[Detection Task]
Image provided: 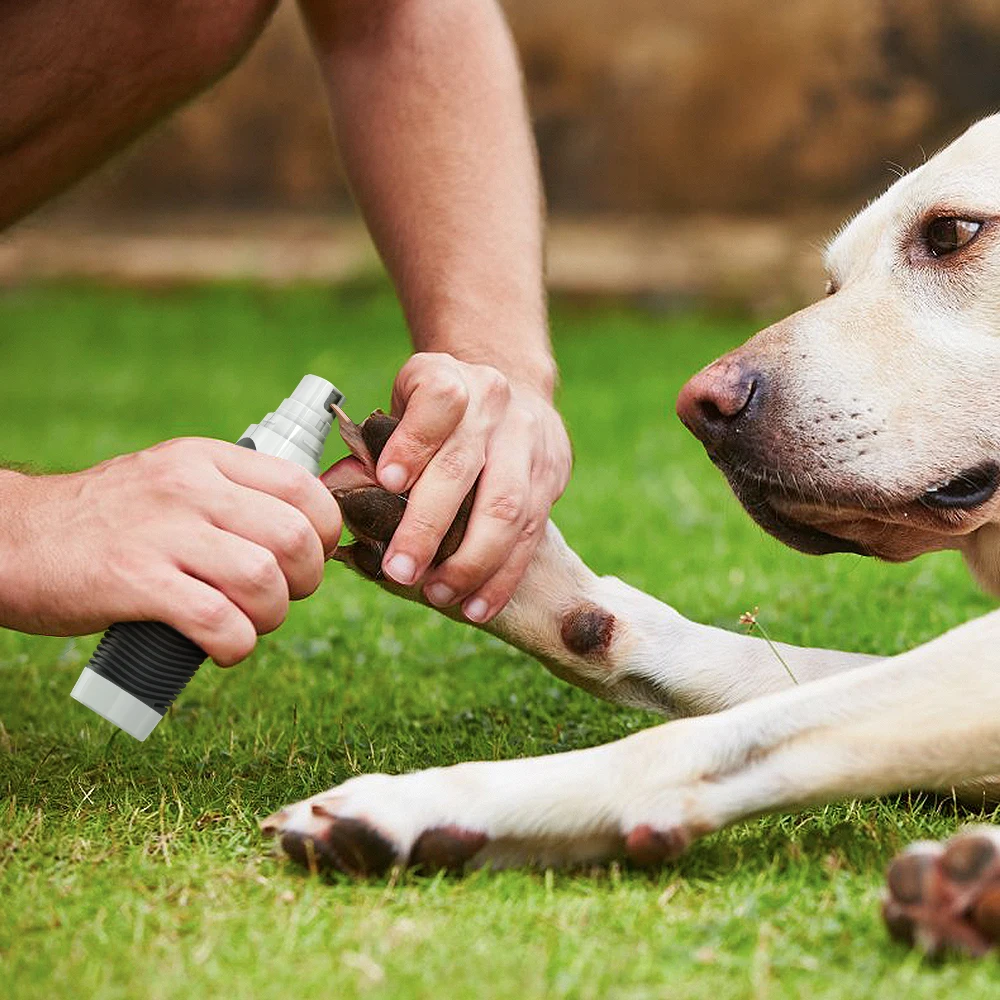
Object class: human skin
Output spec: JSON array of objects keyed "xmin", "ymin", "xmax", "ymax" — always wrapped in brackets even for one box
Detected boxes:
[
  {"xmin": 301, "ymin": 0, "xmax": 570, "ymax": 622},
  {"xmin": 0, "ymin": 0, "xmax": 570, "ymax": 658},
  {"xmin": 0, "ymin": 441, "xmax": 343, "ymax": 666}
]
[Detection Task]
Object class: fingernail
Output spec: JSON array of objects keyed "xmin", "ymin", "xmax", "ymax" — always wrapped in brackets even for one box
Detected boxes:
[
  {"xmin": 384, "ymin": 553, "xmax": 417, "ymax": 585},
  {"xmin": 464, "ymin": 598, "xmax": 490, "ymax": 623},
  {"xmin": 380, "ymin": 463, "xmax": 408, "ymax": 493},
  {"xmin": 425, "ymin": 583, "xmax": 456, "ymax": 607}
]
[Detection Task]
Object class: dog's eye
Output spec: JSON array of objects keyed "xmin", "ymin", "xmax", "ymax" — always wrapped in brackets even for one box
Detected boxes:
[{"xmin": 924, "ymin": 217, "xmax": 982, "ymax": 257}]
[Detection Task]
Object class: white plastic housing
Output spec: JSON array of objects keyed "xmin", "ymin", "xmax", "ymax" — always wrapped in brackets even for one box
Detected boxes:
[
  {"xmin": 71, "ymin": 668, "xmax": 163, "ymax": 741},
  {"xmin": 239, "ymin": 374, "xmax": 342, "ymax": 475}
]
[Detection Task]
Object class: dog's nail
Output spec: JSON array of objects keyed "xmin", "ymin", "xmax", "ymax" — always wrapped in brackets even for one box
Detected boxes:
[
  {"xmin": 259, "ymin": 810, "xmax": 288, "ymax": 835},
  {"xmin": 384, "ymin": 553, "xmax": 417, "ymax": 585}
]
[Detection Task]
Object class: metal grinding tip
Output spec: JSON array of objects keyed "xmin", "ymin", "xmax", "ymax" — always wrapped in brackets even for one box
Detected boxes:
[{"xmin": 70, "ymin": 374, "xmax": 343, "ymax": 741}]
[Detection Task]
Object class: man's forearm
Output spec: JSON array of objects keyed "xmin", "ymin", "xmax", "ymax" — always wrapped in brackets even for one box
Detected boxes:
[{"xmin": 299, "ymin": 0, "xmax": 555, "ymax": 396}]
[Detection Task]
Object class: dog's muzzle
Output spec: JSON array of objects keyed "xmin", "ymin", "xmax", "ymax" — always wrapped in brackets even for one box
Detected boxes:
[{"xmin": 676, "ymin": 357, "xmax": 869, "ymax": 555}]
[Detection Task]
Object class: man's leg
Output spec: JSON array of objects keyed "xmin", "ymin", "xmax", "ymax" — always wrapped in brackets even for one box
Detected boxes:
[{"xmin": 0, "ymin": 0, "xmax": 279, "ymax": 228}]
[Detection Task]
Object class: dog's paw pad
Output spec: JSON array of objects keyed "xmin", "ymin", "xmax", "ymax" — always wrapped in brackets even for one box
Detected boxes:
[
  {"xmin": 882, "ymin": 841, "xmax": 942, "ymax": 946},
  {"xmin": 882, "ymin": 829, "xmax": 1000, "ymax": 956},
  {"xmin": 941, "ymin": 830, "xmax": 1000, "ymax": 884},
  {"xmin": 332, "ymin": 539, "xmax": 387, "ymax": 580},
  {"xmin": 971, "ymin": 885, "xmax": 1000, "ymax": 941},
  {"xmin": 409, "ymin": 825, "xmax": 489, "ymax": 872},
  {"xmin": 280, "ymin": 816, "xmax": 399, "ymax": 878},
  {"xmin": 886, "ymin": 841, "xmax": 942, "ymax": 906},
  {"xmin": 624, "ymin": 823, "xmax": 690, "ymax": 867},
  {"xmin": 335, "ymin": 486, "xmax": 408, "ymax": 544}
]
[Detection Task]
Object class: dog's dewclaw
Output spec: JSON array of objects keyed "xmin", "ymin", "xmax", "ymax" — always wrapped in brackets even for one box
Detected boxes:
[{"xmin": 882, "ymin": 828, "xmax": 1000, "ymax": 956}]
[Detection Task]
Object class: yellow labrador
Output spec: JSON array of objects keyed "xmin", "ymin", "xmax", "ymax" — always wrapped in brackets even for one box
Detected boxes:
[{"xmin": 264, "ymin": 117, "xmax": 1000, "ymax": 936}]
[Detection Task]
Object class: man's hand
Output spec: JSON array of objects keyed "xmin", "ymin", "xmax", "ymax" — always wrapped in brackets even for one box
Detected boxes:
[
  {"xmin": 376, "ymin": 353, "xmax": 571, "ymax": 622},
  {"xmin": 301, "ymin": 0, "xmax": 570, "ymax": 617},
  {"xmin": 0, "ymin": 438, "xmax": 342, "ymax": 666}
]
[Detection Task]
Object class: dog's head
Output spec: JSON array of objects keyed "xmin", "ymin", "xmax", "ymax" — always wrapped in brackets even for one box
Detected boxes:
[{"xmin": 677, "ymin": 114, "xmax": 1000, "ymax": 593}]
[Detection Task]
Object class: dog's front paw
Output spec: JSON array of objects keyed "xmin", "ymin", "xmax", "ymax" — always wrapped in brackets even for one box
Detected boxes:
[
  {"xmin": 261, "ymin": 772, "xmax": 488, "ymax": 878},
  {"xmin": 261, "ymin": 737, "xmax": 716, "ymax": 877},
  {"xmin": 323, "ymin": 409, "xmax": 474, "ymax": 584}
]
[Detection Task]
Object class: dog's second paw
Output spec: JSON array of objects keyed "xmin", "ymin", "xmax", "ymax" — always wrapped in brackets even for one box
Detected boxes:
[
  {"xmin": 261, "ymin": 752, "xmax": 710, "ymax": 878},
  {"xmin": 882, "ymin": 827, "xmax": 1000, "ymax": 957},
  {"xmin": 261, "ymin": 773, "xmax": 489, "ymax": 878}
]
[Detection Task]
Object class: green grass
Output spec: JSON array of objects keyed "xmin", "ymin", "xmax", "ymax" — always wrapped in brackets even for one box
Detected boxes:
[{"xmin": 2, "ymin": 282, "xmax": 999, "ymax": 999}]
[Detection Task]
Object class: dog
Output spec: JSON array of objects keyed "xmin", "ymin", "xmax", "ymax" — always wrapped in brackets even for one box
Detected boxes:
[{"xmin": 263, "ymin": 114, "xmax": 1000, "ymax": 948}]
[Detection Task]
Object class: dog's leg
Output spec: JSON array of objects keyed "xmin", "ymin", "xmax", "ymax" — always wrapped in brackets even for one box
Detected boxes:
[
  {"xmin": 264, "ymin": 610, "xmax": 1000, "ymax": 883},
  {"xmin": 326, "ymin": 410, "xmax": 876, "ymax": 718},
  {"xmin": 483, "ymin": 525, "xmax": 879, "ymax": 715}
]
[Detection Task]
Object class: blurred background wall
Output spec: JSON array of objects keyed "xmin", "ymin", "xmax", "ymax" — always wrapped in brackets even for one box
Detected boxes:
[{"xmin": 6, "ymin": 0, "xmax": 1000, "ymax": 308}]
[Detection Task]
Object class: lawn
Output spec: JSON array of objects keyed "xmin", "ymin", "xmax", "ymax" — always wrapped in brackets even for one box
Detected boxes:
[{"xmin": 2, "ymin": 282, "xmax": 999, "ymax": 999}]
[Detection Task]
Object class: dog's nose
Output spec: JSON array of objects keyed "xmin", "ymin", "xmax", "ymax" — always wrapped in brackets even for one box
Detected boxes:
[{"xmin": 676, "ymin": 359, "xmax": 759, "ymax": 450}]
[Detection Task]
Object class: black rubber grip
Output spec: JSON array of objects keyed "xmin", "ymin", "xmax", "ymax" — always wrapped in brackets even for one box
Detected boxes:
[
  {"xmin": 84, "ymin": 436, "xmax": 255, "ymax": 719},
  {"xmin": 88, "ymin": 621, "xmax": 207, "ymax": 715}
]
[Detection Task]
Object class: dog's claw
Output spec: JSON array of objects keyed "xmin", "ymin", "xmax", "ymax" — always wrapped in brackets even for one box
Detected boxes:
[
  {"xmin": 332, "ymin": 404, "xmax": 378, "ymax": 476},
  {"xmin": 882, "ymin": 828, "xmax": 1000, "ymax": 956},
  {"xmin": 331, "ymin": 406, "xmax": 401, "ymax": 473}
]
